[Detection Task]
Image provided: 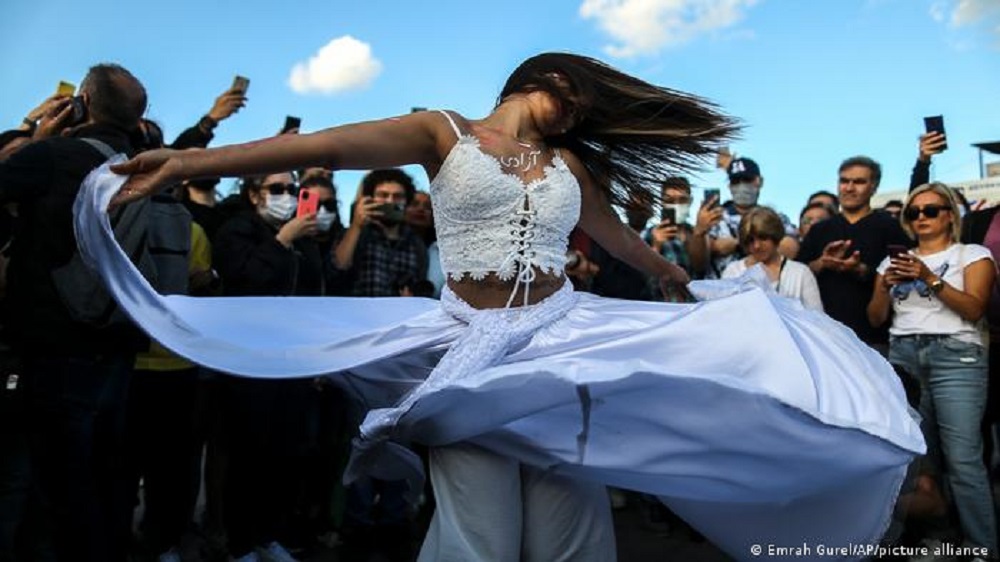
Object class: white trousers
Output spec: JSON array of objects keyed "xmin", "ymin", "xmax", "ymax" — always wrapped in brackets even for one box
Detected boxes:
[{"xmin": 418, "ymin": 444, "xmax": 616, "ymax": 562}]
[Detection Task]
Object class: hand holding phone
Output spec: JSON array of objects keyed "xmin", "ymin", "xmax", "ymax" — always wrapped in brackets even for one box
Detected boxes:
[
  {"xmin": 886, "ymin": 244, "xmax": 912, "ymax": 277},
  {"xmin": 297, "ymin": 188, "xmax": 319, "ymax": 218},
  {"xmin": 56, "ymin": 81, "xmax": 76, "ymax": 97},
  {"xmin": 281, "ymin": 115, "xmax": 301, "ymax": 134},
  {"xmin": 923, "ymin": 115, "xmax": 947, "ymax": 151},
  {"xmin": 232, "ymin": 75, "xmax": 250, "ymax": 94},
  {"xmin": 887, "ymin": 244, "xmax": 909, "ymax": 260},
  {"xmin": 375, "ymin": 202, "xmax": 405, "ymax": 225},
  {"xmin": 703, "ymin": 188, "xmax": 720, "ymax": 208}
]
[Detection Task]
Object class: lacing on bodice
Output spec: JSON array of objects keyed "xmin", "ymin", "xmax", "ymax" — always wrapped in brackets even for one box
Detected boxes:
[{"xmin": 430, "ymin": 112, "xmax": 582, "ymax": 307}]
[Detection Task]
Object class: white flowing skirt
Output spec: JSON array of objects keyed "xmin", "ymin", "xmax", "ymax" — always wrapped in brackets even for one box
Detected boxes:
[{"xmin": 78, "ymin": 160, "xmax": 924, "ymax": 561}]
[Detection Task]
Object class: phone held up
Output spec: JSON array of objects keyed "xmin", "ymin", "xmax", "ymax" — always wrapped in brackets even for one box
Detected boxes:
[
  {"xmin": 297, "ymin": 188, "xmax": 319, "ymax": 218},
  {"xmin": 703, "ymin": 188, "xmax": 720, "ymax": 208},
  {"xmin": 661, "ymin": 206, "xmax": 676, "ymax": 224},
  {"xmin": 923, "ymin": 115, "xmax": 947, "ymax": 151},
  {"xmin": 232, "ymin": 75, "xmax": 250, "ymax": 94},
  {"xmin": 376, "ymin": 202, "xmax": 405, "ymax": 224},
  {"xmin": 281, "ymin": 115, "xmax": 302, "ymax": 134},
  {"xmin": 56, "ymin": 81, "xmax": 76, "ymax": 97}
]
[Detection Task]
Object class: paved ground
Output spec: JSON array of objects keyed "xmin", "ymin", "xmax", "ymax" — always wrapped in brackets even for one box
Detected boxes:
[{"xmin": 300, "ymin": 495, "xmax": 733, "ymax": 562}]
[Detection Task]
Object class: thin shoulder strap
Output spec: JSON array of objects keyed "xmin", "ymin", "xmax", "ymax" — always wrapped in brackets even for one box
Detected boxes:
[
  {"xmin": 80, "ymin": 137, "xmax": 116, "ymax": 159},
  {"xmin": 436, "ymin": 110, "xmax": 462, "ymax": 139}
]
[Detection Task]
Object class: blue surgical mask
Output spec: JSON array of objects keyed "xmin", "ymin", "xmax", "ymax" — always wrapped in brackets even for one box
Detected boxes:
[{"xmin": 730, "ymin": 183, "xmax": 760, "ymax": 207}]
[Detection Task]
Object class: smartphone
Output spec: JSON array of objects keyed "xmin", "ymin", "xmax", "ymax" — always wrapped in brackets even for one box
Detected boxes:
[
  {"xmin": 376, "ymin": 202, "xmax": 405, "ymax": 223},
  {"xmin": 661, "ymin": 206, "xmax": 676, "ymax": 223},
  {"xmin": 887, "ymin": 244, "xmax": 909, "ymax": 260},
  {"xmin": 281, "ymin": 115, "xmax": 301, "ymax": 134},
  {"xmin": 297, "ymin": 188, "xmax": 319, "ymax": 218},
  {"xmin": 923, "ymin": 115, "xmax": 948, "ymax": 151},
  {"xmin": 56, "ymin": 81, "xmax": 76, "ymax": 96},
  {"xmin": 68, "ymin": 96, "xmax": 88, "ymax": 126},
  {"xmin": 232, "ymin": 75, "xmax": 250, "ymax": 94},
  {"xmin": 704, "ymin": 188, "xmax": 720, "ymax": 208}
]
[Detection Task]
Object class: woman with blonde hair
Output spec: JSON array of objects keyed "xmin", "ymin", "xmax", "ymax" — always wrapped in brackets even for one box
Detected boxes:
[
  {"xmin": 868, "ymin": 182, "xmax": 997, "ymax": 555},
  {"xmin": 722, "ymin": 206, "xmax": 823, "ymax": 311},
  {"xmin": 76, "ymin": 52, "xmax": 920, "ymax": 561}
]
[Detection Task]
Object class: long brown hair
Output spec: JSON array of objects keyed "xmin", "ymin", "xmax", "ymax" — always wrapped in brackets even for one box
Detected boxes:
[{"xmin": 498, "ymin": 52, "xmax": 740, "ymax": 209}]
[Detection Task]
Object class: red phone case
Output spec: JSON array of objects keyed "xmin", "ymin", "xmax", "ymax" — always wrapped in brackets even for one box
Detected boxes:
[{"xmin": 297, "ymin": 189, "xmax": 318, "ymax": 217}]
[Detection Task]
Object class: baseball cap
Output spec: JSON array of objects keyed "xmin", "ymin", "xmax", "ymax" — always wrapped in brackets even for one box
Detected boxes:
[{"xmin": 727, "ymin": 157, "xmax": 761, "ymax": 183}]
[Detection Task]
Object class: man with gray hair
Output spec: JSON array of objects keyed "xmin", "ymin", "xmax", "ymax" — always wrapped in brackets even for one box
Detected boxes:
[
  {"xmin": 0, "ymin": 63, "xmax": 149, "ymax": 562},
  {"xmin": 796, "ymin": 156, "xmax": 911, "ymax": 353}
]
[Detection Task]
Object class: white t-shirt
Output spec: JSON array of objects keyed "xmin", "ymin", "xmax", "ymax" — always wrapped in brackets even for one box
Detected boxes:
[
  {"xmin": 876, "ymin": 243, "xmax": 994, "ymax": 346},
  {"xmin": 721, "ymin": 257, "xmax": 824, "ymax": 312}
]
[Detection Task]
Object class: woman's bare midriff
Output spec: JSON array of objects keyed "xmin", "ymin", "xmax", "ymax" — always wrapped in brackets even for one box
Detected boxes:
[{"xmin": 447, "ymin": 269, "xmax": 567, "ymax": 309}]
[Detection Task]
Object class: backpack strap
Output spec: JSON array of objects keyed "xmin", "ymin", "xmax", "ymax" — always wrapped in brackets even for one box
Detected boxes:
[{"xmin": 79, "ymin": 137, "xmax": 117, "ymax": 159}]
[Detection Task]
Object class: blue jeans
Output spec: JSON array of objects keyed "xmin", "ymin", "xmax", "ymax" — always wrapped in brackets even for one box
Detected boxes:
[{"xmin": 889, "ymin": 335, "xmax": 998, "ymax": 554}]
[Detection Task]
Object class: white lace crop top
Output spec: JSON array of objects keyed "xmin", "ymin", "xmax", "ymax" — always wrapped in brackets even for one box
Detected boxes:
[{"xmin": 430, "ymin": 110, "xmax": 581, "ymax": 305}]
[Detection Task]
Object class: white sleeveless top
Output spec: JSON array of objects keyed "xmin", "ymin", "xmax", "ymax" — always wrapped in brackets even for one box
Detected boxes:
[{"xmin": 430, "ymin": 111, "xmax": 581, "ymax": 305}]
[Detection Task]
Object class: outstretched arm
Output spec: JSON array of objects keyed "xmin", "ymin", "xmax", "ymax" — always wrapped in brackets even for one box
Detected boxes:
[
  {"xmin": 564, "ymin": 152, "xmax": 690, "ymax": 287},
  {"xmin": 110, "ymin": 111, "xmax": 447, "ymax": 206}
]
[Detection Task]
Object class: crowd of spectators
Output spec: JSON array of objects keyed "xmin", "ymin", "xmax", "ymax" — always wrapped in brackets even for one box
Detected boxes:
[{"xmin": 0, "ymin": 64, "xmax": 997, "ymax": 562}]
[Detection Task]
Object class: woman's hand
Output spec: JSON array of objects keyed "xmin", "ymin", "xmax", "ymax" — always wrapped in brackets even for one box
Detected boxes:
[
  {"xmin": 109, "ymin": 149, "xmax": 184, "ymax": 208},
  {"xmin": 889, "ymin": 254, "xmax": 933, "ymax": 283},
  {"xmin": 658, "ymin": 260, "xmax": 691, "ymax": 294},
  {"xmin": 276, "ymin": 215, "xmax": 318, "ymax": 247},
  {"xmin": 659, "ymin": 261, "xmax": 694, "ymax": 302}
]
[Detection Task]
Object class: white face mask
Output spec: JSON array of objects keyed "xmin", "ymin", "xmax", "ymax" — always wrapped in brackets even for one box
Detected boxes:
[
  {"xmin": 316, "ymin": 207, "xmax": 338, "ymax": 231},
  {"xmin": 664, "ymin": 203, "xmax": 691, "ymax": 224},
  {"xmin": 730, "ymin": 182, "xmax": 760, "ymax": 207},
  {"xmin": 261, "ymin": 192, "xmax": 296, "ymax": 223}
]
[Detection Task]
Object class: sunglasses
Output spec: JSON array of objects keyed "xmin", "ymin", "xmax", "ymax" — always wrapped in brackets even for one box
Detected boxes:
[
  {"xmin": 903, "ymin": 204, "xmax": 951, "ymax": 221},
  {"xmin": 263, "ymin": 183, "xmax": 298, "ymax": 196},
  {"xmin": 318, "ymin": 199, "xmax": 338, "ymax": 212}
]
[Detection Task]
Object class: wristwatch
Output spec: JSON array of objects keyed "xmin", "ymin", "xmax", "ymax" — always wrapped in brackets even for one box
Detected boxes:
[{"xmin": 929, "ymin": 278, "xmax": 945, "ymax": 294}]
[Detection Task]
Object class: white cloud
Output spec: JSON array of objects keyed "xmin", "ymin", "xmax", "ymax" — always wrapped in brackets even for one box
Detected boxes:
[
  {"xmin": 950, "ymin": 0, "xmax": 1000, "ymax": 26},
  {"xmin": 579, "ymin": 0, "xmax": 759, "ymax": 58},
  {"xmin": 288, "ymin": 36, "xmax": 382, "ymax": 95},
  {"xmin": 931, "ymin": 0, "xmax": 1000, "ymax": 38},
  {"xmin": 930, "ymin": 1, "xmax": 948, "ymax": 22}
]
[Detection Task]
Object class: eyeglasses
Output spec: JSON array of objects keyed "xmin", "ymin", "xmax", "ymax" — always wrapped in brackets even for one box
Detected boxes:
[
  {"xmin": 903, "ymin": 204, "xmax": 951, "ymax": 221},
  {"xmin": 318, "ymin": 199, "xmax": 338, "ymax": 212},
  {"xmin": 263, "ymin": 183, "xmax": 298, "ymax": 196}
]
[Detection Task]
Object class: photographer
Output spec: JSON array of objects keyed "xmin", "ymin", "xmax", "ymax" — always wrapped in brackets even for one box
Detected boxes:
[{"xmin": 333, "ymin": 168, "xmax": 427, "ymax": 297}]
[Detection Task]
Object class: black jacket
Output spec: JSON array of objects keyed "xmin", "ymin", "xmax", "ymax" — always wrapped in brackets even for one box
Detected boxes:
[
  {"xmin": 0, "ymin": 123, "xmax": 146, "ymax": 355},
  {"xmin": 213, "ymin": 210, "xmax": 325, "ymax": 297}
]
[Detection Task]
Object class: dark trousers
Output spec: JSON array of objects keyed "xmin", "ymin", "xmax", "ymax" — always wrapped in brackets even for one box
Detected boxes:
[
  {"xmin": 125, "ymin": 367, "xmax": 201, "ymax": 553},
  {"xmin": 222, "ymin": 376, "xmax": 312, "ymax": 556},
  {"xmin": 1, "ymin": 361, "xmax": 54, "ymax": 562},
  {"xmin": 24, "ymin": 353, "xmax": 134, "ymax": 562}
]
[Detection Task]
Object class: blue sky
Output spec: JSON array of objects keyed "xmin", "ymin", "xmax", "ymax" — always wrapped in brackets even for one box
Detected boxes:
[{"xmin": 2, "ymin": 0, "xmax": 998, "ymax": 223}]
